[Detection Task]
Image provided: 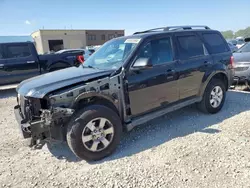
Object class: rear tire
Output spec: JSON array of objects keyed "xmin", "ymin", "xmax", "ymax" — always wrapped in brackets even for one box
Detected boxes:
[
  {"xmin": 66, "ymin": 105, "xmax": 122, "ymax": 161},
  {"xmin": 197, "ymin": 79, "xmax": 226, "ymax": 114}
]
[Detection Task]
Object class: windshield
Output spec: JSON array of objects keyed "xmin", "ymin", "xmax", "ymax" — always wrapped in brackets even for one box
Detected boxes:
[
  {"xmin": 82, "ymin": 38, "xmax": 140, "ymax": 70},
  {"xmin": 237, "ymin": 42, "xmax": 250, "ymax": 53}
]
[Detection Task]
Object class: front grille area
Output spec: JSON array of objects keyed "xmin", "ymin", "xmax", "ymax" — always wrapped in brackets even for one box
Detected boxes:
[
  {"xmin": 235, "ymin": 67, "xmax": 249, "ymax": 72},
  {"xmin": 19, "ymin": 95, "xmax": 29, "ymax": 121}
]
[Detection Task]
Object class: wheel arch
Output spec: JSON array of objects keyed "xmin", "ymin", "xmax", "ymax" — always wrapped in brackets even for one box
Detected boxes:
[
  {"xmin": 199, "ymin": 71, "xmax": 229, "ymax": 97},
  {"xmin": 72, "ymin": 92, "xmax": 120, "ymax": 118}
]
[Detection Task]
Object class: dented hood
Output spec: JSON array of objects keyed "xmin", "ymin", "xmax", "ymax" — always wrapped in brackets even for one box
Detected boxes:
[{"xmin": 17, "ymin": 66, "xmax": 113, "ymax": 98}]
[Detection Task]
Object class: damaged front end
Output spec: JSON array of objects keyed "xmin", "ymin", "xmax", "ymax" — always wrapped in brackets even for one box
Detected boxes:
[
  {"xmin": 14, "ymin": 72, "xmax": 125, "ymax": 147},
  {"xmin": 14, "ymin": 96, "xmax": 74, "ymax": 146}
]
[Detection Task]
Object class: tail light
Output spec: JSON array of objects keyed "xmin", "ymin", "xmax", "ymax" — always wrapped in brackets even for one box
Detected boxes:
[
  {"xmin": 229, "ymin": 55, "xmax": 234, "ymax": 69},
  {"xmin": 77, "ymin": 55, "xmax": 84, "ymax": 64}
]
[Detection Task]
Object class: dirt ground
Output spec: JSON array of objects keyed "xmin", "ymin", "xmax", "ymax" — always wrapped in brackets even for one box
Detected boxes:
[{"xmin": 0, "ymin": 89, "xmax": 250, "ymax": 188}]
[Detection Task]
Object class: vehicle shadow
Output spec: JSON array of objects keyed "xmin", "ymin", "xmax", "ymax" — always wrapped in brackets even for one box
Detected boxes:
[
  {"xmin": 0, "ymin": 88, "xmax": 16, "ymax": 99},
  {"xmin": 45, "ymin": 91, "xmax": 250, "ymax": 163}
]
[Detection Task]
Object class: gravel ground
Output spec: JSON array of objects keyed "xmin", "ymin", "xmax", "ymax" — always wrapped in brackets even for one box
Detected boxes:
[{"xmin": 1, "ymin": 89, "xmax": 250, "ymax": 188}]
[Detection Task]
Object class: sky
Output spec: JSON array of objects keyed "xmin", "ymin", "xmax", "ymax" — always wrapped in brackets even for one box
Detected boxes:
[{"xmin": 0, "ymin": 0, "xmax": 249, "ymax": 36}]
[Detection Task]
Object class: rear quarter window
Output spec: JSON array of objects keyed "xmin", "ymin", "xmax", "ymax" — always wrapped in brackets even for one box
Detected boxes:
[{"xmin": 202, "ymin": 33, "xmax": 229, "ymax": 54}]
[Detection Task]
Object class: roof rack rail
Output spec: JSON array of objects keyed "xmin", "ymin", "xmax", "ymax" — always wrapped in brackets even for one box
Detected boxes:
[{"xmin": 133, "ymin": 25, "xmax": 210, "ymax": 35}]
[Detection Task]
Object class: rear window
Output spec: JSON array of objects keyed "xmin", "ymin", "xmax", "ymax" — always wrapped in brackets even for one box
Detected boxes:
[
  {"xmin": 177, "ymin": 35, "xmax": 205, "ymax": 59},
  {"xmin": 6, "ymin": 44, "xmax": 31, "ymax": 59},
  {"xmin": 202, "ymin": 33, "xmax": 229, "ymax": 54}
]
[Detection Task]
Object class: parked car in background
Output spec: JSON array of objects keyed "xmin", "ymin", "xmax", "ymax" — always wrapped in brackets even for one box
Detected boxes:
[
  {"xmin": 0, "ymin": 42, "xmax": 84, "ymax": 87},
  {"xmin": 228, "ymin": 42, "xmax": 238, "ymax": 52},
  {"xmin": 233, "ymin": 38, "xmax": 250, "ymax": 85},
  {"xmin": 236, "ymin": 38, "xmax": 245, "ymax": 49},
  {"xmin": 87, "ymin": 45, "xmax": 102, "ymax": 55},
  {"xmin": 55, "ymin": 49, "xmax": 92, "ymax": 62},
  {"xmin": 228, "ymin": 39, "xmax": 237, "ymax": 46},
  {"xmin": 227, "ymin": 39, "xmax": 245, "ymax": 49},
  {"xmin": 15, "ymin": 25, "xmax": 234, "ymax": 161},
  {"xmin": 88, "ymin": 49, "xmax": 95, "ymax": 55}
]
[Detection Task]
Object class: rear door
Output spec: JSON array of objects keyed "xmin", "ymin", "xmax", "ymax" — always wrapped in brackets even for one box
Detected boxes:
[
  {"xmin": 174, "ymin": 32, "xmax": 213, "ymax": 99},
  {"xmin": 3, "ymin": 43, "xmax": 40, "ymax": 84}
]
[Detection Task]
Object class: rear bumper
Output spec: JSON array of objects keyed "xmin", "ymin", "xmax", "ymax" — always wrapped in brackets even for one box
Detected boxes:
[
  {"xmin": 14, "ymin": 105, "xmax": 31, "ymax": 138},
  {"xmin": 233, "ymin": 65, "xmax": 250, "ymax": 83},
  {"xmin": 233, "ymin": 71, "xmax": 250, "ymax": 84}
]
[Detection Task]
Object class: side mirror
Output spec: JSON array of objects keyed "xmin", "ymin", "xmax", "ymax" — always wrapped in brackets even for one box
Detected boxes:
[
  {"xmin": 245, "ymin": 37, "xmax": 250, "ymax": 42},
  {"xmin": 132, "ymin": 58, "xmax": 152, "ymax": 70}
]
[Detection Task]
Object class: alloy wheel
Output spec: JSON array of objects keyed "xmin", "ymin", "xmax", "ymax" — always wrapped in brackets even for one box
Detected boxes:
[
  {"xmin": 81, "ymin": 118, "xmax": 114, "ymax": 152},
  {"xmin": 210, "ymin": 86, "xmax": 223, "ymax": 108}
]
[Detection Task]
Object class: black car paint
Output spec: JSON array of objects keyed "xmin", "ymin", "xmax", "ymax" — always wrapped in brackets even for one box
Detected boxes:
[
  {"xmin": 0, "ymin": 42, "xmax": 82, "ymax": 86},
  {"xmin": 14, "ymin": 28, "xmax": 233, "ymax": 144},
  {"xmin": 17, "ymin": 66, "xmax": 113, "ymax": 98},
  {"xmin": 125, "ymin": 30, "xmax": 232, "ymax": 117}
]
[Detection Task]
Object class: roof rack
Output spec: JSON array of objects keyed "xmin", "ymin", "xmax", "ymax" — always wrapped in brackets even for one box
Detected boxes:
[{"xmin": 133, "ymin": 25, "xmax": 210, "ymax": 35}]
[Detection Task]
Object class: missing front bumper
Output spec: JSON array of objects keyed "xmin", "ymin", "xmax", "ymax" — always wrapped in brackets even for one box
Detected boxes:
[
  {"xmin": 14, "ymin": 105, "xmax": 75, "ymax": 143},
  {"xmin": 14, "ymin": 105, "xmax": 31, "ymax": 138}
]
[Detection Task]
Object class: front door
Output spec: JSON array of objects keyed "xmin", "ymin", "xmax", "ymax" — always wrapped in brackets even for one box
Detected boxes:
[
  {"xmin": 174, "ymin": 32, "xmax": 213, "ymax": 99},
  {"xmin": 2, "ymin": 43, "xmax": 39, "ymax": 84},
  {"xmin": 127, "ymin": 36, "xmax": 179, "ymax": 117}
]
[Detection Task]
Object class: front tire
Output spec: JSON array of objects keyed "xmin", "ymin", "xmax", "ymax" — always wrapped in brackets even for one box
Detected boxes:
[
  {"xmin": 197, "ymin": 79, "xmax": 226, "ymax": 114},
  {"xmin": 66, "ymin": 105, "xmax": 122, "ymax": 161}
]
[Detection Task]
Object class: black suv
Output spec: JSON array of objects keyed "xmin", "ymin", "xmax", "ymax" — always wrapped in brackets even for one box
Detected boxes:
[{"xmin": 14, "ymin": 25, "xmax": 234, "ymax": 161}]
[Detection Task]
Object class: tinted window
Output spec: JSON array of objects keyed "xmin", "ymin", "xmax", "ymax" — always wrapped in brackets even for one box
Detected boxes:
[
  {"xmin": 177, "ymin": 35, "xmax": 205, "ymax": 59},
  {"xmin": 0, "ymin": 46, "xmax": 3, "ymax": 59},
  {"xmin": 138, "ymin": 37, "xmax": 173, "ymax": 65},
  {"xmin": 6, "ymin": 44, "xmax": 31, "ymax": 59},
  {"xmin": 203, "ymin": 33, "xmax": 229, "ymax": 54}
]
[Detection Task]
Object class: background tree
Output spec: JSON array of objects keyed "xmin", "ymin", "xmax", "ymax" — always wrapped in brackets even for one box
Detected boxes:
[
  {"xmin": 221, "ymin": 30, "xmax": 234, "ymax": 39},
  {"xmin": 235, "ymin": 27, "xmax": 250, "ymax": 38}
]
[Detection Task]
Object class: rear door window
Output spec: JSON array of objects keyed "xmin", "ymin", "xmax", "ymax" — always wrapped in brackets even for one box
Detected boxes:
[
  {"xmin": 202, "ymin": 33, "xmax": 229, "ymax": 54},
  {"xmin": 176, "ymin": 35, "xmax": 206, "ymax": 60},
  {"xmin": 5, "ymin": 44, "xmax": 31, "ymax": 59}
]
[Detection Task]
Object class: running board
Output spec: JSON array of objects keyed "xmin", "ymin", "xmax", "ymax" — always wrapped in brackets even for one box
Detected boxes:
[{"xmin": 126, "ymin": 97, "xmax": 201, "ymax": 131}]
